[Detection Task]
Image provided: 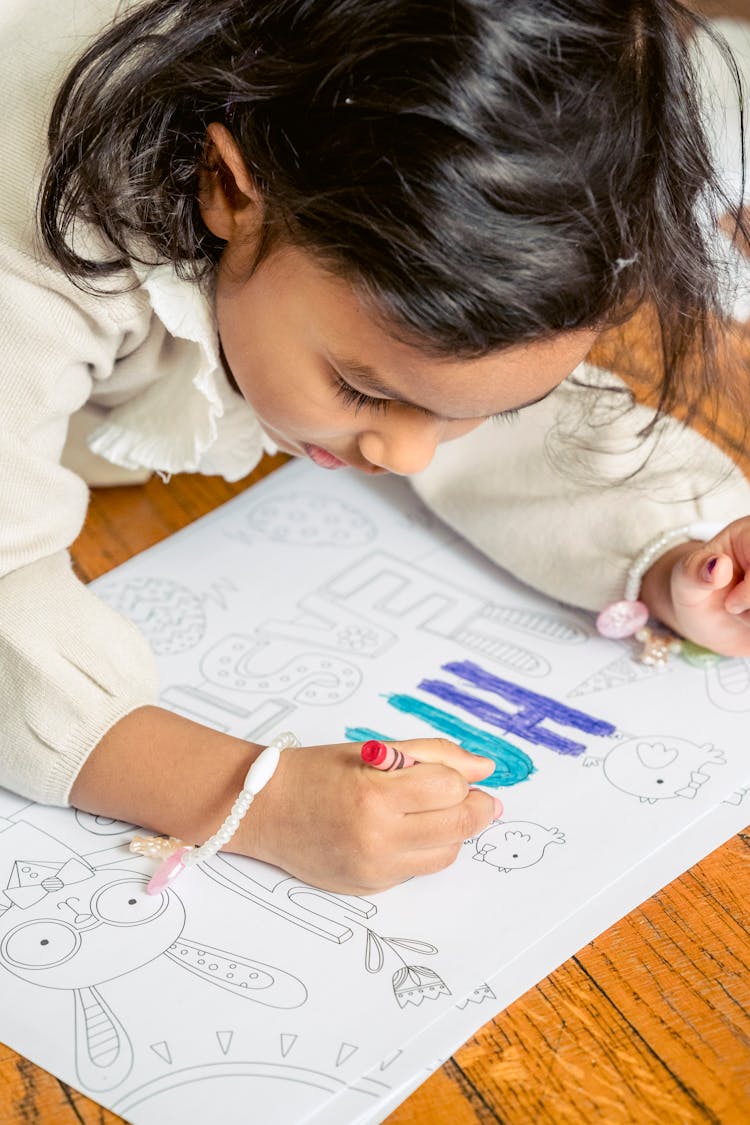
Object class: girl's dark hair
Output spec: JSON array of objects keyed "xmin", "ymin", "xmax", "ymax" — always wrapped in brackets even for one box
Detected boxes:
[{"xmin": 41, "ymin": 0, "xmax": 746, "ymax": 422}]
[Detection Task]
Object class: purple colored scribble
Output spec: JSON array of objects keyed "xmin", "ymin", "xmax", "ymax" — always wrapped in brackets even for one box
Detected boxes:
[{"xmin": 419, "ymin": 660, "xmax": 615, "ymax": 756}]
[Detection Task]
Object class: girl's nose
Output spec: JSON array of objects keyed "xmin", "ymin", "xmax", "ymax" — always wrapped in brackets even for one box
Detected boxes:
[{"xmin": 357, "ymin": 412, "xmax": 444, "ymax": 476}]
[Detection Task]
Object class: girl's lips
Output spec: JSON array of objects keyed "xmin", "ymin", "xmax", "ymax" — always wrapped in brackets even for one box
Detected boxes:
[{"xmin": 302, "ymin": 443, "xmax": 348, "ymax": 470}]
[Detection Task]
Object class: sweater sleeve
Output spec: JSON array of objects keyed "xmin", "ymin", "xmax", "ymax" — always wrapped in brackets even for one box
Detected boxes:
[
  {"xmin": 0, "ymin": 240, "xmax": 159, "ymax": 805},
  {"xmin": 410, "ymin": 365, "xmax": 750, "ymax": 613}
]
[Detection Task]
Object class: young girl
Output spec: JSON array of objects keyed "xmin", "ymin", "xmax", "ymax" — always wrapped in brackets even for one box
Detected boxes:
[{"xmin": 2, "ymin": 0, "xmax": 750, "ymax": 894}]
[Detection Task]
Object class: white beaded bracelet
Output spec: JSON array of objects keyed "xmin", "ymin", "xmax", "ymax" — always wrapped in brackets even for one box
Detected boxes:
[
  {"xmin": 596, "ymin": 520, "xmax": 722, "ymax": 640},
  {"xmin": 130, "ymin": 731, "xmax": 301, "ymax": 895}
]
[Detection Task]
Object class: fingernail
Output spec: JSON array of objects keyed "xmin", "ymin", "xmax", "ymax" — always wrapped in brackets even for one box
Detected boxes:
[
  {"xmin": 726, "ymin": 601, "xmax": 745, "ymax": 616},
  {"xmin": 701, "ymin": 556, "xmax": 718, "ymax": 583},
  {"xmin": 491, "ymin": 797, "xmax": 503, "ymax": 819}
]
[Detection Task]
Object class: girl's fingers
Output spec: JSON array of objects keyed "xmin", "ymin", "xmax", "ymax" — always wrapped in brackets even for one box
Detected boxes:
[
  {"xmin": 383, "ymin": 762, "xmax": 470, "ymax": 812},
  {"xmin": 672, "ymin": 549, "xmax": 734, "ymax": 609},
  {"xmin": 402, "ymin": 788, "xmax": 502, "ymax": 849},
  {"xmin": 724, "ymin": 570, "xmax": 750, "ymax": 618},
  {"xmin": 673, "ymin": 544, "xmax": 750, "ymax": 621},
  {"xmin": 379, "ymin": 737, "xmax": 494, "ymax": 782},
  {"xmin": 392, "ymin": 844, "xmax": 467, "ymax": 883}
]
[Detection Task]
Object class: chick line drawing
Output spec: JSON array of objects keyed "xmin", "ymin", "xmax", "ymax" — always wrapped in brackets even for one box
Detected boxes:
[
  {"xmin": 584, "ymin": 736, "xmax": 726, "ymax": 803},
  {"xmin": 468, "ymin": 821, "xmax": 566, "ymax": 874}
]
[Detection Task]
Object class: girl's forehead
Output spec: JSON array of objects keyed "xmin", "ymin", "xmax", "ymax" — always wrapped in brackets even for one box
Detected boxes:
[{"xmin": 234, "ymin": 242, "xmax": 598, "ymax": 417}]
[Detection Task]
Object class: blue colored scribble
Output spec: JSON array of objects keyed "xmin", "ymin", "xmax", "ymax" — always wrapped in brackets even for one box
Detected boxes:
[
  {"xmin": 344, "ymin": 723, "xmax": 527, "ymax": 788},
  {"xmin": 419, "ymin": 660, "xmax": 616, "ymax": 756},
  {"xmin": 384, "ymin": 694, "xmax": 534, "ymax": 787},
  {"xmin": 345, "ymin": 726, "xmax": 392, "ymax": 745}
]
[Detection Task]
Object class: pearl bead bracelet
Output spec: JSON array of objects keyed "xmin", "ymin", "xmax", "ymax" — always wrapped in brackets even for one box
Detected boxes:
[
  {"xmin": 596, "ymin": 520, "xmax": 723, "ymax": 642},
  {"xmin": 130, "ymin": 731, "xmax": 301, "ymax": 895}
]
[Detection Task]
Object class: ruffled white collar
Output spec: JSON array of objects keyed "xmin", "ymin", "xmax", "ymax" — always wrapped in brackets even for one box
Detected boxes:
[{"xmin": 87, "ymin": 262, "xmax": 278, "ymax": 481}]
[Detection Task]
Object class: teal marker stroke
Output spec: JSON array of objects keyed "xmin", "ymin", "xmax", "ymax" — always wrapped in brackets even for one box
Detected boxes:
[
  {"xmin": 345, "ymin": 726, "xmax": 392, "ymax": 745},
  {"xmin": 381, "ymin": 694, "xmax": 535, "ymax": 787}
]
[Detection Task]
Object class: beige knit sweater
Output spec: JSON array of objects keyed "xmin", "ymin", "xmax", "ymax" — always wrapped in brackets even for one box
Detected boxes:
[{"xmin": 2, "ymin": 0, "xmax": 749, "ymax": 806}]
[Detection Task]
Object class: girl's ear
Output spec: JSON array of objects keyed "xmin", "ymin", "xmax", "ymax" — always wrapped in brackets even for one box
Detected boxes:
[{"xmin": 198, "ymin": 122, "xmax": 264, "ymax": 241}]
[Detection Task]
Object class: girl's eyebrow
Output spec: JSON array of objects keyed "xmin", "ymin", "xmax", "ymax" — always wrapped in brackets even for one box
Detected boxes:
[{"xmin": 330, "ymin": 355, "xmax": 558, "ymax": 419}]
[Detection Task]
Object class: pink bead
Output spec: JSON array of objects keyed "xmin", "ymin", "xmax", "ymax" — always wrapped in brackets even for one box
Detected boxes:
[
  {"xmin": 596, "ymin": 599, "xmax": 650, "ymax": 639},
  {"xmin": 146, "ymin": 846, "xmax": 191, "ymax": 895}
]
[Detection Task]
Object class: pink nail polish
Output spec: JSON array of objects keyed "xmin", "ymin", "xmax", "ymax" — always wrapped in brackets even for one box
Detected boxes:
[
  {"xmin": 701, "ymin": 556, "xmax": 718, "ymax": 583},
  {"xmin": 470, "ymin": 787, "xmax": 503, "ymax": 820}
]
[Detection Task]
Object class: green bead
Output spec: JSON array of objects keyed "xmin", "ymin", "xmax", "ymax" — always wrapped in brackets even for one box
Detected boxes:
[{"xmin": 680, "ymin": 640, "xmax": 722, "ymax": 668}]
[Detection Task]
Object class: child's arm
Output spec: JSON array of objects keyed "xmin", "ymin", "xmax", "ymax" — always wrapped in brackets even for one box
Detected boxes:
[
  {"xmin": 0, "ymin": 239, "xmax": 165, "ymax": 806},
  {"xmin": 0, "ymin": 209, "xmax": 497, "ymax": 891},
  {"xmin": 70, "ymin": 705, "xmax": 498, "ymax": 895},
  {"xmin": 411, "ymin": 363, "xmax": 750, "ymax": 654}
]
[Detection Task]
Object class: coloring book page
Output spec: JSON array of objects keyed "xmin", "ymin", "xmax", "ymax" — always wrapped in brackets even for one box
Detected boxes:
[
  {"xmin": 0, "ymin": 459, "xmax": 748, "ymax": 1125},
  {"xmin": 312, "ymin": 793, "xmax": 750, "ymax": 1125}
]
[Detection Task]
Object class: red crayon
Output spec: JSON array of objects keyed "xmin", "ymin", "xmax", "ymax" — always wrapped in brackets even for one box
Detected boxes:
[{"xmin": 361, "ymin": 740, "xmax": 416, "ymax": 771}]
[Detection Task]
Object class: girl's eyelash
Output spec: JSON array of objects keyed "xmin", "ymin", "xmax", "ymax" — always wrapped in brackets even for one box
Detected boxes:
[
  {"xmin": 334, "ymin": 373, "xmax": 520, "ymax": 424},
  {"xmin": 333, "ymin": 375, "xmax": 433, "ymax": 418},
  {"xmin": 333, "ymin": 376, "xmax": 392, "ymax": 415}
]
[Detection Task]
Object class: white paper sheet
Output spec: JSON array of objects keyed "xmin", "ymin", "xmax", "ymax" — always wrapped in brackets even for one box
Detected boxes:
[
  {"xmin": 314, "ymin": 792, "xmax": 750, "ymax": 1125},
  {"xmin": 0, "ymin": 460, "xmax": 747, "ymax": 1125}
]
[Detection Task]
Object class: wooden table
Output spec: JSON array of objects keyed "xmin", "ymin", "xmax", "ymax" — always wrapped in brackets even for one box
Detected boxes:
[
  {"xmin": 1, "ymin": 455, "xmax": 749, "ymax": 1125},
  {"xmin": 3, "ymin": 2, "xmax": 750, "ymax": 1115}
]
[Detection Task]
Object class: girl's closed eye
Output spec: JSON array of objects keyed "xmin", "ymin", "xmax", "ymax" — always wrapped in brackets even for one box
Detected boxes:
[
  {"xmin": 334, "ymin": 370, "xmax": 522, "ymax": 425},
  {"xmin": 332, "ymin": 373, "xmax": 435, "ymax": 418},
  {"xmin": 490, "ymin": 408, "xmax": 520, "ymax": 424},
  {"xmin": 333, "ymin": 375, "xmax": 392, "ymax": 415}
]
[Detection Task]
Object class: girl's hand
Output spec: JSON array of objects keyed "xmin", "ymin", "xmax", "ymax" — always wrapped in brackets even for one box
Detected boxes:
[
  {"xmin": 641, "ymin": 516, "xmax": 750, "ymax": 657},
  {"xmin": 72, "ymin": 710, "xmax": 498, "ymax": 896},
  {"xmin": 241, "ymin": 739, "xmax": 500, "ymax": 895}
]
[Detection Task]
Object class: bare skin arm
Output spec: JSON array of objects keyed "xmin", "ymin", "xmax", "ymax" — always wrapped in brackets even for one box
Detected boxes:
[
  {"xmin": 70, "ymin": 706, "xmax": 499, "ymax": 895},
  {"xmin": 69, "ymin": 706, "xmax": 261, "ymax": 846}
]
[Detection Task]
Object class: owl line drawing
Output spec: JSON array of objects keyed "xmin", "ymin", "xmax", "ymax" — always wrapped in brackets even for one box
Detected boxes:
[{"xmin": 0, "ymin": 817, "xmax": 307, "ymax": 1095}]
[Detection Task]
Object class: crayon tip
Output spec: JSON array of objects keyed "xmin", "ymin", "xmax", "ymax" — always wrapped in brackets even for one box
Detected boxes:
[{"xmin": 361, "ymin": 740, "xmax": 387, "ymax": 766}]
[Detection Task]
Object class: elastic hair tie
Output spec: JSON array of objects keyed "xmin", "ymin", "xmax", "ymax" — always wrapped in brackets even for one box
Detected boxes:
[{"xmin": 131, "ymin": 731, "xmax": 301, "ymax": 895}]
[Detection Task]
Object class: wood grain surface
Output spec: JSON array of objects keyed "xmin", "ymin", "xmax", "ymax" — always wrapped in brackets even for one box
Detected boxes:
[{"xmin": 3, "ymin": 3, "xmax": 750, "ymax": 1120}]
